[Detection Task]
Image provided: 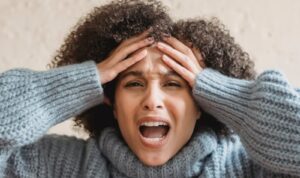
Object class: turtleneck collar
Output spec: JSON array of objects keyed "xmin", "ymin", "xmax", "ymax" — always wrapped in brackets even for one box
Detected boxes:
[{"xmin": 98, "ymin": 127, "xmax": 218, "ymax": 178}]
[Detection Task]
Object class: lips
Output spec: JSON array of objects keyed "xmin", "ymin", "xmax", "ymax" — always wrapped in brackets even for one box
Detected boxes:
[{"xmin": 137, "ymin": 117, "xmax": 171, "ymax": 148}]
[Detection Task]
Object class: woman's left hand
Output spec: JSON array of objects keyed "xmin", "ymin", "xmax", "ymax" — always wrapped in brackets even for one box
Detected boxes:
[{"xmin": 156, "ymin": 36, "xmax": 206, "ymax": 88}]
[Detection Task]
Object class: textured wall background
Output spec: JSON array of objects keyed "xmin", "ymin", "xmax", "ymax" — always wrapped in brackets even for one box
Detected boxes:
[{"xmin": 1, "ymin": 0, "xmax": 299, "ymax": 138}]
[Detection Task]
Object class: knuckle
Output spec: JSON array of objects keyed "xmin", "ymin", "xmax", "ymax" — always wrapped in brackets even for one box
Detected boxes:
[
  {"xmin": 125, "ymin": 44, "xmax": 139, "ymax": 53},
  {"xmin": 136, "ymin": 42, "xmax": 144, "ymax": 48},
  {"xmin": 184, "ymin": 48, "xmax": 193, "ymax": 55},
  {"xmin": 108, "ymin": 71, "xmax": 116, "ymax": 79},
  {"xmin": 138, "ymin": 40, "xmax": 149, "ymax": 47},
  {"xmin": 182, "ymin": 55, "xmax": 189, "ymax": 61},
  {"xmin": 122, "ymin": 47, "xmax": 130, "ymax": 54},
  {"xmin": 179, "ymin": 67, "xmax": 185, "ymax": 73}
]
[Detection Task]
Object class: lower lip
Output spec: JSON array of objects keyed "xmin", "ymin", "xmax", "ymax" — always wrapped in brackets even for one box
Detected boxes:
[{"xmin": 138, "ymin": 130, "xmax": 170, "ymax": 148}]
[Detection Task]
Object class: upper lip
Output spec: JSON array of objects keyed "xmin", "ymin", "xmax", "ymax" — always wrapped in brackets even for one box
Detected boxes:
[{"xmin": 137, "ymin": 116, "xmax": 171, "ymax": 127}]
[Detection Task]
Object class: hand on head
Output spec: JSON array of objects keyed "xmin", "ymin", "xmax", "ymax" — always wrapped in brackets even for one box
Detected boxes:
[
  {"xmin": 157, "ymin": 36, "xmax": 205, "ymax": 88},
  {"xmin": 97, "ymin": 30, "xmax": 205, "ymax": 88},
  {"xmin": 97, "ymin": 30, "xmax": 154, "ymax": 85}
]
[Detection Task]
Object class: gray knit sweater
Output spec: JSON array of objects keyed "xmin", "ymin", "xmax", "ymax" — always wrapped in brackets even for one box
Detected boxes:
[{"xmin": 0, "ymin": 61, "xmax": 299, "ymax": 178}]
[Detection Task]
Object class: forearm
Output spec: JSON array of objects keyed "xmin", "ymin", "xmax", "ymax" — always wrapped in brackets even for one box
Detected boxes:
[
  {"xmin": 193, "ymin": 68, "xmax": 300, "ymax": 176},
  {"xmin": 0, "ymin": 61, "xmax": 103, "ymax": 148}
]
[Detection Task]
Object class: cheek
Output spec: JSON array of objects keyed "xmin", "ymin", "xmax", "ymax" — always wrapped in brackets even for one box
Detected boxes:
[
  {"xmin": 167, "ymin": 94, "xmax": 199, "ymax": 123},
  {"xmin": 113, "ymin": 91, "xmax": 138, "ymax": 143},
  {"xmin": 113, "ymin": 88, "xmax": 142, "ymax": 135},
  {"xmin": 114, "ymin": 91, "xmax": 135, "ymax": 121}
]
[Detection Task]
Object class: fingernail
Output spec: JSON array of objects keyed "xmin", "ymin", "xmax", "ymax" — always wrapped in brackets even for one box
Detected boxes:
[
  {"xmin": 162, "ymin": 33, "xmax": 171, "ymax": 41},
  {"xmin": 187, "ymin": 42, "xmax": 193, "ymax": 48},
  {"xmin": 146, "ymin": 37, "xmax": 154, "ymax": 43},
  {"xmin": 162, "ymin": 33, "xmax": 171, "ymax": 38},
  {"xmin": 147, "ymin": 27, "xmax": 153, "ymax": 32}
]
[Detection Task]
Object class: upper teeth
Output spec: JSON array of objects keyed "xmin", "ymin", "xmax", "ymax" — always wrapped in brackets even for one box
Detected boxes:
[{"xmin": 140, "ymin": 121, "xmax": 168, "ymax": 127}]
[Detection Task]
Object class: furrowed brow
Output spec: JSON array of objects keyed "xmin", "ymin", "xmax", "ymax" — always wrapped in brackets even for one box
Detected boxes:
[
  {"xmin": 118, "ymin": 71, "xmax": 144, "ymax": 80},
  {"xmin": 163, "ymin": 71, "xmax": 181, "ymax": 78},
  {"xmin": 118, "ymin": 70, "xmax": 182, "ymax": 80}
]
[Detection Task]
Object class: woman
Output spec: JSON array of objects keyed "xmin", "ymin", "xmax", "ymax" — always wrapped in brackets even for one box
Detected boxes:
[{"xmin": 1, "ymin": 0, "xmax": 299, "ymax": 177}]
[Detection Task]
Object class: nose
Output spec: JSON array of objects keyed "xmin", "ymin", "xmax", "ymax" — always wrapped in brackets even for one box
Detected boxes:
[{"xmin": 142, "ymin": 84, "xmax": 164, "ymax": 111}]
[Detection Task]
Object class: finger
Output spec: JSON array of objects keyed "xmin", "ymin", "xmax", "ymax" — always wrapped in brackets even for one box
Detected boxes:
[
  {"xmin": 114, "ymin": 37, "xmax": 153, "ymax": 62},
  {"xmin": 119, "ymin": 28, "xmax": 153, "ymax": 48},
  {"xmin": 163, "ymin": 36, "xmax": 201, "ymax": 67},
  {"xmin": 163, "ymin": 36, "xmax": 193, "ymax": 56},
  {"xmin": 157, "ymin": 42, "xmax": 194, "ymax": 71},
  {"xmin": 192, "ymin": 47, "xmax": 206, "ymax": 68},
  {"xmin": 161, "ymin": 54, "xmax": 195, "ymax": 87},
  {"xmin": 114, "ymin": 49, "xmax": 147, "ymax": 73}
]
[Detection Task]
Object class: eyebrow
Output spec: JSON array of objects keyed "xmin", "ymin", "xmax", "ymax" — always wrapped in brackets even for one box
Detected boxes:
[{"xmin": 118, "ymin": 70, "xmax": 181, "ymax": 80}]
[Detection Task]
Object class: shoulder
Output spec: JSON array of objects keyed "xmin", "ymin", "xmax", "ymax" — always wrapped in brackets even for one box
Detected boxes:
[
  {"xmin": 29, "ymin": 134, "xmax": 102, "ymax": 156},
  {"xmin": 17, "ymin": 134, "xmax": 104, "ymax": 164},
  {"xmin": 18, "ymin": 134, "xmax": 108, "ymax": 177}
]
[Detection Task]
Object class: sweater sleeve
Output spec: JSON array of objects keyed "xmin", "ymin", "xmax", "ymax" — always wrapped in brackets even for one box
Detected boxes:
[
  {"xmin": 0, "ymin": 61, "xmax": 104, "ymax": 148},
  {"xmin": 192, "ymin": 68, "xmax": 300, "ymax": 176}
]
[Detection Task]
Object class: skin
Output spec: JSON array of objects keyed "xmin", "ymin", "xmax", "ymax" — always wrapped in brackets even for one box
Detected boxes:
[
  {"xmin": 97, "ymin": 31, "xmax": 205, "ymax": 166},
  {"xmin": 113, "ymin": 45, "xmax": 201, "ymax": 166}
]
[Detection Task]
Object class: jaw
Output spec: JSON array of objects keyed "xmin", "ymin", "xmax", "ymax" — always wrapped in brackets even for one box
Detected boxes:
[{"xmin": 137, "ymin": 151, "xmax": 171, "ymax": 166}]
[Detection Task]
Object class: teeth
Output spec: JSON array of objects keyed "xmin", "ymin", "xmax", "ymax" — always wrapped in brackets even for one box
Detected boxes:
[
  {"xmin": 140, "ymin": 121, "xmax": 168, "ymax": 127},
  {"xmin": 144, "ymin": 137, "xmax": 164, "ymax": 142}
]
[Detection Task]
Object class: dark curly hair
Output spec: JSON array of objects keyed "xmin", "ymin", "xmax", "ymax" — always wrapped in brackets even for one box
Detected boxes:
[{"xmin": 49, "ymin": 0, "xmax": 256, "ymax": 138}]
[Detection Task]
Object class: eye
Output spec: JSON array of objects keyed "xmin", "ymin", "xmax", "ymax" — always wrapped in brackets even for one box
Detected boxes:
[
  {"xmin": 164, "ymin": 81, "xmax": 181, "ymax": 87},
  {"xmin": 125, "ymin": 81, "xmax": 144, "ymax": 87}
]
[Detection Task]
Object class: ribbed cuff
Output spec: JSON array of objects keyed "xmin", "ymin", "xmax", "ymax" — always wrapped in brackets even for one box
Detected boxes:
[
  {"xmin": 192, "ymin": 68, "xmax": 300, "ymax": 175},
  {"xmin": 38, "ymin": 61, "xmax": 104, "ymax": 126},
  {"xmin": 192, "ymin": 68, "xmax": 252, "ymax": 132},
  {"xmin": 0, "ymin": 61, "xmax": 104, "ymax": 147}
]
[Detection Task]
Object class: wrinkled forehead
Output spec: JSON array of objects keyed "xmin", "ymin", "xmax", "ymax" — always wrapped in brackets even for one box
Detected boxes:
[{"xmin": 122, "ymin": 45, "xmax": 172, "ymax": 76}]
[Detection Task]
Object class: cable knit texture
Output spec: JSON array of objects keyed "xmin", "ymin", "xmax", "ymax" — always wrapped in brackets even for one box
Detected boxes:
[{"xmin": 0, "ymin": 61, "xmax": 299, "ymax": 177}]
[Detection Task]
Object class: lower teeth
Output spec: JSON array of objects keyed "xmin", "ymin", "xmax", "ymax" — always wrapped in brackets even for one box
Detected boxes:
[
  {"xmin": 139, "ymin": 125, "xmax": 169, "ymax": 138},
  {"xmin": 144, "ymin": 137, "xmax": 164, "ymax": 141}
]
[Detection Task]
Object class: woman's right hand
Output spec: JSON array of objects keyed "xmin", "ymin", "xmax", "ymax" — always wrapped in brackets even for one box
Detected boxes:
[{"xmin": 97, "ymin": 30, "xmax": 154, "ymax": 85}]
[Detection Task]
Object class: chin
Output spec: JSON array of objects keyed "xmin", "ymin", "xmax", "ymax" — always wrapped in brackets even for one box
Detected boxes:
[{"xmin": 137, "ymin": 152, "xmax": 171, "ymax": 167}]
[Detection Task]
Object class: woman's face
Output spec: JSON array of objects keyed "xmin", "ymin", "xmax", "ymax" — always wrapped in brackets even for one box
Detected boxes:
[{"xmin": 114, "ymin": 45, "xmax": 201, "ymax": 166}]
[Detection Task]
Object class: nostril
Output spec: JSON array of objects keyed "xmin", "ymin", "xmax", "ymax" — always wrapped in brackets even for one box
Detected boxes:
[
  {"xmin": 141, "ymin": 92, "xmax": 163, "ymax": 110},
  {"xmin": 143, "ymin": 105, "xmax": 163, "ymax": 110}
]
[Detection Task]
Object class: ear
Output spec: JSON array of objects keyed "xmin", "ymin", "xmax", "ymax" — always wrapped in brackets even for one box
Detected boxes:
[
  {"xmin": 196, "ymin": 111, "xmax": 202, "ymax": 120},
  {"xmin": 103, "ymin": 96, "xmax": 118, "ymax": 120}
]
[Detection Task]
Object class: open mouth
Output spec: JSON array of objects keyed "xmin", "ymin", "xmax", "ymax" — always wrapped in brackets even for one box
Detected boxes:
[{"xmin": 139, "ymin": 121, "xmax": 170, "ymax": 141}]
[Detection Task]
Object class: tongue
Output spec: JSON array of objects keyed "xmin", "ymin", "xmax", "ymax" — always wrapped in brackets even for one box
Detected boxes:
[{"xmin": 141, "ymin": 126, "xmax": 168, "ymax": 138}]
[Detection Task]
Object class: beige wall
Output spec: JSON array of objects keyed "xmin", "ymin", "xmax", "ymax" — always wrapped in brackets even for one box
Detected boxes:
[{"xmin": 1, "ymin": 0, "xmax": 299, "ymax": 138}]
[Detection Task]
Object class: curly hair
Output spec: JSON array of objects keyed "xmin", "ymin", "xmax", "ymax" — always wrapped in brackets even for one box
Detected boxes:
[{"xmin": 49, "ymin": 0, "xmax": 256, "ymax": 138}]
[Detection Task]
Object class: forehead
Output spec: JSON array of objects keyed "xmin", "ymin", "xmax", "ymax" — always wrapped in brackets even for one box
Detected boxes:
[{"xmin": 121, "ymin": 45, "xmax": 172, "ymax": 76}]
